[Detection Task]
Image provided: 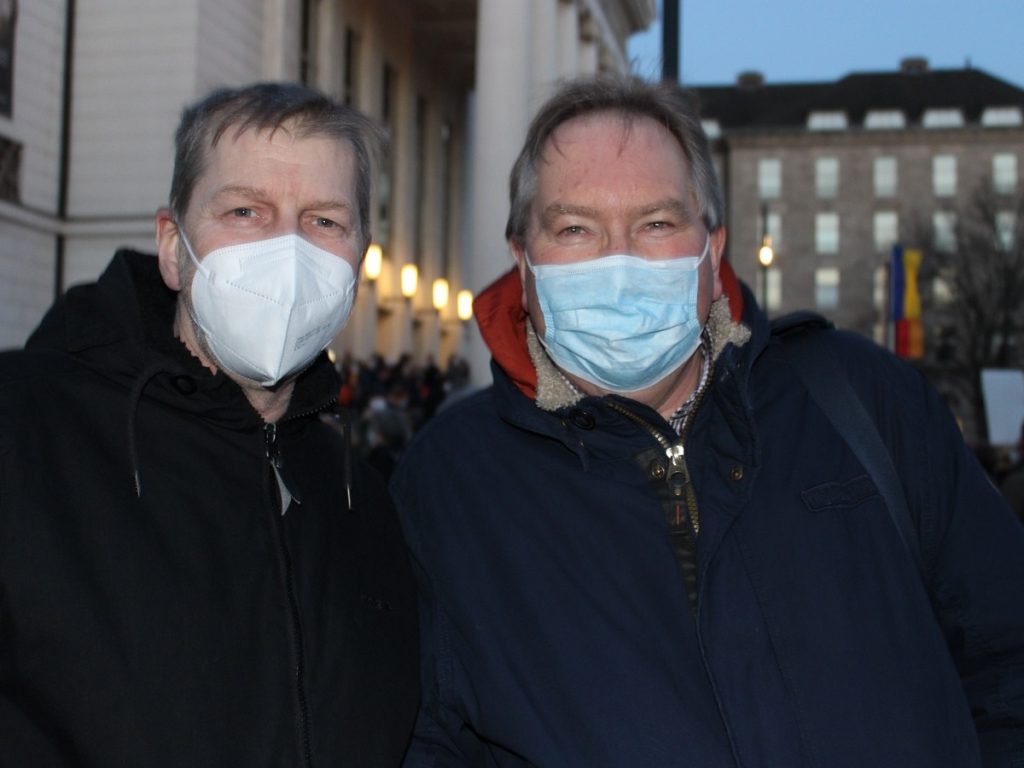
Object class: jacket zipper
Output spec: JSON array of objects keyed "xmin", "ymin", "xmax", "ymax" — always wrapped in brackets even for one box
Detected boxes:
[
  {"xmin": 606, "ymin": 373, "xmax": 711, "ymax": 535},
  {"xmin": 265, "ymin": 422, "xmax": 315, "ymax": 768}
]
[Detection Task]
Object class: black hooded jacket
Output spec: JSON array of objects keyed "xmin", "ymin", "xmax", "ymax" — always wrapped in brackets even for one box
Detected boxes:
[{"xmin": 0, "ymin": 250, "xmax": 418, "ymax": 766}]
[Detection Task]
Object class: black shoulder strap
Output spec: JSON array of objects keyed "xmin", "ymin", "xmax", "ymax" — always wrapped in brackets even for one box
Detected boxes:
[{"xmin": 773, "ymin": 315, "xmax": 925, "ymax": 581}]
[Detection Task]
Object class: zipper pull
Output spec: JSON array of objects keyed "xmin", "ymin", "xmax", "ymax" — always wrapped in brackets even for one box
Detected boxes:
[
  {"xmin": 665, "ymin": 442, "xmax": 700, "ymax": 534},
  {"xmin": 665, "ymin": 443, "xmax": 686, "ymax": 496},
  {"xmin": 265, "ymin": 422, "xmax": 281, "ymax": 469}
]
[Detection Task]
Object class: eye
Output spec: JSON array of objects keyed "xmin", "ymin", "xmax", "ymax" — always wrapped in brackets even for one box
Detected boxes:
[
  {"xmin": 559, "ymin": 224, "xmax": 586, "ymax": 237},
  {"xmin": 314, "ymin": 217, "xmax": 338, "ymax": 228},
  {"xmin": 230, "ymin": 207, "xmax": 256, "ymax": 218}
]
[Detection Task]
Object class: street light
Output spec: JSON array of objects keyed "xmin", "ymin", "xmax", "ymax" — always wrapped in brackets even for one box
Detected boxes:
[
  {"xmin": 758, "ymin": 235, "xmax": 774, "ymax": 310},
  {"xmin": 758, "ymin": 204, "xmax": 774, "ymax": 311}
]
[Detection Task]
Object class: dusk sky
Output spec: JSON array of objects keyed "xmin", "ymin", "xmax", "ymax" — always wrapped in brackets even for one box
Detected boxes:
[{"xmin": 628, "ymin": 0, "xmax": 1024, "ymax": 88}]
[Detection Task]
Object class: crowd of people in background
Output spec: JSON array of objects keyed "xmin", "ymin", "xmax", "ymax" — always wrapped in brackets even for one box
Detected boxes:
[
  {"xmin": 973, "ymin": 422, "xmax": 1024, "ymax": 523},
  {"xmin": 331, "ymin": 352, "xmax": 475, "ymax": 479}
]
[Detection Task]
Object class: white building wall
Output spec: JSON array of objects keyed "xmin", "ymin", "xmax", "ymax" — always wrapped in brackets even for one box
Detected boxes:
[
  {"xmin": 0, "ymin": 0, "xmax": 66, "ymax": 348},
  {"xmin": 0, "ymin": 0, "xmax": 654, "ymax": 364}
]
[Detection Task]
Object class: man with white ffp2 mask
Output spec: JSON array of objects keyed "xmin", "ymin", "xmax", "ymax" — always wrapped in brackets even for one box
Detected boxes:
[{"xmin": 0, "ymin": 83, "xmax": 418, "ymax": 766}]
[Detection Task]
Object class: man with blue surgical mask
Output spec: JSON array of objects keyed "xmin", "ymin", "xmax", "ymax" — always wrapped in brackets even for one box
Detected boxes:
[
  {"xmin": 392, "ymin": 75, "xmax": 1024, "ymax": 767},
  {"xmin": 0, "ymin": 83, "xmax": 417, "ymax": 766}
]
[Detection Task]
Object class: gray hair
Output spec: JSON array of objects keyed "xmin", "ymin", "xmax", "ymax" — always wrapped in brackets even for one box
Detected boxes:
[
  {"xmin": 169, "ymin": 82, "xmax": 384, "ymax": 253},
  {"xmin": 506, "ymin": 75, "xmax": 723, "ymax": 246}
]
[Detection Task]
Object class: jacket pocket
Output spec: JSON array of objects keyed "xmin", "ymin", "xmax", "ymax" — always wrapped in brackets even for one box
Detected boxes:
[{"xmin": 801, "ymin": 473, "xmax": 878, "ymax": 512}]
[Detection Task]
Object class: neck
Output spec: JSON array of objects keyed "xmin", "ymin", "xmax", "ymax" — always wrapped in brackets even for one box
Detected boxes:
[
  {"xmin": 172, "ymin": 302, "xmax": 295, "ymax": 424},
  {"xmin": 565, "ymin": 346, "xmax": 704, "ymax": 420}
]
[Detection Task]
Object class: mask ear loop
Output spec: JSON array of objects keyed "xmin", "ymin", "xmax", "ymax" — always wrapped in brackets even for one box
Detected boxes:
[{"xmin": 175, "ymin": 221, "xmax": 208, "ymax": 277}]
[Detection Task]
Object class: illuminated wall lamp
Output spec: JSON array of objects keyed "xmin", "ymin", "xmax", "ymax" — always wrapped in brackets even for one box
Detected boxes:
[
  {"xmin": 456, "ymin": 289, "xmax": 474, "ymax": 322},
  {"xmin": 400, "ymin": 263, "xmax": 418, "ymax": 300},
  {"xmin": 363, "ymin": 243, "xmax": 383, "ymax": 281},
  {"xmin": 432, "ymin": 278, "xmax": 450, "ymax": 312}
]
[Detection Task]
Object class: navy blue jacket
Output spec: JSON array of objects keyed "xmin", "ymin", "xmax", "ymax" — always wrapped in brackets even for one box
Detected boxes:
[{"xmin": 393, "ymin": 272, "xmax": 1024, "ymax": 767}]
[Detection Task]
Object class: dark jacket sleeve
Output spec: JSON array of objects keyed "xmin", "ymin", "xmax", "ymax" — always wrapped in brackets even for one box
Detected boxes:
[
  {"xmin": 391, "ymin": 460, "xmax": 475, "ymax": 767},
  {"xmin": 844, "ymin": 333, "xmax": 1024, "ymax": 766},
  {"xmin": 921, "ymin": 398, "xmax": 1024, "ymax": 765}
]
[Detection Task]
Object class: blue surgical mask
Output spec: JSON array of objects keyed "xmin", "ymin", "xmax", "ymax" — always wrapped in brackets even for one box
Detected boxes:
[{"xmin": 527, "ymin": 235, "xmax": 709, "ymax": 392}]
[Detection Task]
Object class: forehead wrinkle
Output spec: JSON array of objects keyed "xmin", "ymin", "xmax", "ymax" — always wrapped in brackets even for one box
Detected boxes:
[{"xmin": 210, "ymin": 184, "xmax": 270, "ymax": 202}]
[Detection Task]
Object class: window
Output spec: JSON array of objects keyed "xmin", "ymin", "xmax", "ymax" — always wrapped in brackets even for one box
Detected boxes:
[
  {"xmin": 413, "ymin": 95, "xmax": 428, "ymax": 267},
  {"xmin": 815, "ymin": 157, "xmax": 839, "ymax": 198},
  {"xmin": 932, "ymin": 155, "xmax": 957, "ymax": 197},
  {"xmin": 758, "ymin": 158, "xmax": 781, "ymax": 199},
  {"xmin": 873, "ymin": 211, "xmax": 898, "ymax": 253},
  {"xmin": 873, "ymin": 266, "xmax": 887, "ymax": 311},
  {"xmin": 981, "ymin": 107, "xmax": 1023, "ymax": 127},
  {"xmin": 758, "ymin": 210, "xmax": 783, "ymax": 251},
  {"xmin": 922, "ymin": 109, "xmax": 964, "ymax": 129},
  {"xmin": 807, "ymin": 111, "xmax": 848, "ymax": 131},
  {"xmin": 815, "ymin": 268, "xmax": 840, "ymax": 310},
  {"xmin": 933, "ymin": 211, "xmax": 957, "ymax": 253},
  {"xmin": 874, "ymin": 157, "xmax": 897, "ymax": 197},
  {"xmin": 993, "ymin": 153, "xmax": 1018, "ymax": 195},
  {"xmin": 343, "ymin": 28, "xmax": 361, "ymax": 105},
  {"xmin": 0, "ymin": 135, "xmax": 21, "ymax": 203},
  {"xmin": 996, "ymin": 211, "xmax": 1016, "ymax": 251},
  {"xmin": 865, "ymin": 110, "xmax": 906, "ymax": 130},
  {"xmin": 932, "ymin": 272, "xmax": 954, "ymax": 305},
  {"xmin": 815, "ymin": 212, "xmax": 839, "ymax": 254},
  {"xmin": 377, "ymin": 63, "xmax": 397, "ymax": 248}
]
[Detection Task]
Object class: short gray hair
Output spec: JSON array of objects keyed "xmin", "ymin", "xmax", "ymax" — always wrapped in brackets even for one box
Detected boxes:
[
  {"xmin": 169, "ymin": 82, "xmax": 384, "ymax": 252},
  {"xmin": 506, "ymin": 75, "xmax": 723, "ymax": 246}
]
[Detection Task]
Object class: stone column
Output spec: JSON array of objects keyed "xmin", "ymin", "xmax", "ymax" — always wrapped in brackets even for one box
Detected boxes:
[
  {"xmin": 557, "ymin": 0, "xmax": 580, "ymax": 78},
  {"xmin": 464, "ymin": 0, "xmax": 534, "ymax": 384}
]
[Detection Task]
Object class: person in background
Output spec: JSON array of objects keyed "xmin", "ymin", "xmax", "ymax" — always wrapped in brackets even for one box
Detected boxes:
[
  {"xmin": 0, "ymin": 82, "xmax": 418, "ymax": 766},
  {"xmin": 392, "ymin": 74, "xmax": 1024, "ymax": 767}
]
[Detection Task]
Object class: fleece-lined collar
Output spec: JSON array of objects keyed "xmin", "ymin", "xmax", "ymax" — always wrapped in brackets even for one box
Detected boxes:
[{"xmin": 473, "ymin": 263, "xmax": 752, "ymax": 412}]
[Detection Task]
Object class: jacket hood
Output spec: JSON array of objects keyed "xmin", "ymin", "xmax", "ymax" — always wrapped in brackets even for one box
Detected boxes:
[
  {"xmin": 473, "ymin": 257, "xmax": 755, "ymax": 406},
  {"xmin": 25, "ymin": 250, "xmax": 342, "ymax": 496},
  {"xmin": 27, "ymin": 250, "xmax": 340, "ymax": 424}
]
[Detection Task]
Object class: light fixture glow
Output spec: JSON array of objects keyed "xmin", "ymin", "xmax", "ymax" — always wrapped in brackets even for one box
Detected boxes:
[
  {"xmin": 758, "ymin": 236, "xmax": 775, "ymax": 268},
  {"xmin": 363, "ymin": 243, "xmax": 383, "ymax": 281},
  {"xmin": 400, "ymin": 263, "xmax": 419, "ymax": 299},
  {"xmin": 456, "ymin": 289, "xmax": 474, "ymax": 322},
  {"xmin": 432, "ymin": 277, "xmax": 450, "ymax": 312}
]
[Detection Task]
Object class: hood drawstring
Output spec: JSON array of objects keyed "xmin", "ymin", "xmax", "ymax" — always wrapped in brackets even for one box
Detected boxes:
[
  {"xmin": 344, "ymin": 416, "xmax": 353, "ymax": 512},
  {"xmin": 325, "ymin": 404, "xmax": 355, "ymax": 512},
  {"xmin": 127, "ymin": 361, "xmax": 171, "ymax": 498}
]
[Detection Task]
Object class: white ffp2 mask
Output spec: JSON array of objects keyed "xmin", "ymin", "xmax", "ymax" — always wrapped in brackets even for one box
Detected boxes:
[{"xmin": 181, "ymin": 231, "xmax": 357, "ymax": 386}]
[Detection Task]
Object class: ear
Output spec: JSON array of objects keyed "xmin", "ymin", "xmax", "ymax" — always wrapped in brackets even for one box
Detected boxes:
[
  {"xmin": 509, "ymin": 238, "xmax": 529, "ymax": 312},
  {"xmin": 155, "ymin": 208, "xmax": 183, "ymax": 291},
  {"xmin": 709, "ymin": 225, "xmax": 727, "ymax": 300}
]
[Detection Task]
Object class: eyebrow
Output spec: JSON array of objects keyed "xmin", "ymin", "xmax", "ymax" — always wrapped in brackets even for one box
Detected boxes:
[
  {"xmin": 211, "ymin": 185, "xmax": 353, "ymax": 212},
  {"xmin": 540, "ymin": 198, "xmax": 696, "ymax": 224}
]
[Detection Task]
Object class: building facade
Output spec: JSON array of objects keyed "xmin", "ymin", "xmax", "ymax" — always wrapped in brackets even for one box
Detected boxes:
[
  {"xmin": 0, "ymin": 0, "xmax": 655, "ymax": 383},
  {"xmin": 695, "ymin": 59, "xmax": 1024, "ymax": 345}
]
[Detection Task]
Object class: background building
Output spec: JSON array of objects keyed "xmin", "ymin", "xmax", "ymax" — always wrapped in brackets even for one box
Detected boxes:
[
  {"xmin": 695, "ymin": 59, "xmax": 1024, "ymax": 435},
  {"xmin": 0, "ymin": 0, "xmax": 655, "ymax": 384}
]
